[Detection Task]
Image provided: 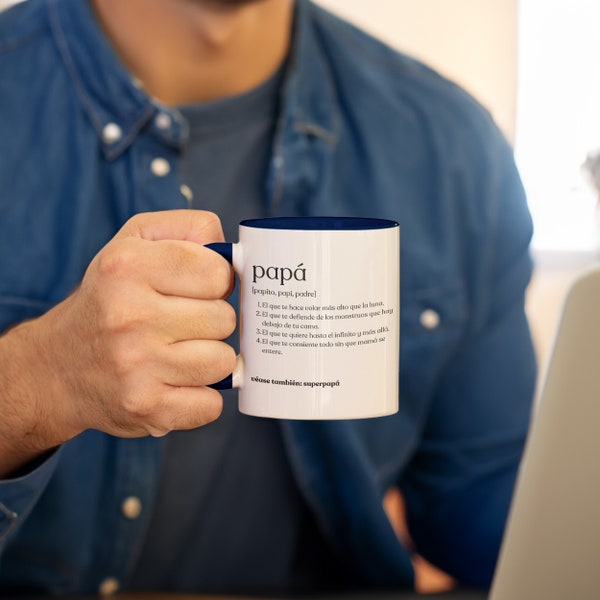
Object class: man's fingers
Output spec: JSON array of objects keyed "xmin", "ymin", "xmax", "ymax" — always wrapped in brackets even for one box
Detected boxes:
[
  {"xmin": 105, "ymin": 341, "xmax": 234, "ymax": 437},
  {"xmin": 148, "ymin": 241, "xmax": 234, "ymax": 299},
  {"xmin": 158, "ymin": 297, "xmax": 237, "ymax": 342},
  {"xmin": 94, "ymin": 237, "xmax": 234, "ymax": 300},
  {"xmin": 159, "ymin": 339, "xmax": 237, "ymax": 388},
  {"xmin": 117, "ymin": 385, "xmax": 224, "ymax": 438},
  {"xmin": 145, "ymin": 385, "xmax": 225, "ymax": 436},
  {"xmin": 115, "ymin": 209, "xmax": 225, "ymax": 245}
]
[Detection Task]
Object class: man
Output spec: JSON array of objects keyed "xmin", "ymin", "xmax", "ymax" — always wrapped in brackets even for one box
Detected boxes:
[{"xmin": 0, "ymin": 0, "xmax": 537, "ymax": 595}]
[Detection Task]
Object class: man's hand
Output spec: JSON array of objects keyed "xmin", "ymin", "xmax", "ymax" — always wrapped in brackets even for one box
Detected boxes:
[
  {"xmin": 0, "ymin": 210, "xmax": 236, "ymax": 477},
  {"xmin": 383, "ymin": 486, "xmax": 456, "ymax": 594}
]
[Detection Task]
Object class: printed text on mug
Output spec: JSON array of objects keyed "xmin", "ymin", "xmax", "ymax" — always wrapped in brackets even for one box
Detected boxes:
[{"xmin": 252, "ymin": 263, "xmax": 307, "ymax": 286}]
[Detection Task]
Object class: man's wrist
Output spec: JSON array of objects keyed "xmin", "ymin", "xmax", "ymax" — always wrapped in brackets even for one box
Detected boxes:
[{"xmin": 0, "ymin": 316, "xmax": 76, "ymax": 477}]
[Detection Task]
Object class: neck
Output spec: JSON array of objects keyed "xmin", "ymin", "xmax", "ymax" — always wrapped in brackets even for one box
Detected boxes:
[{"xmin": 91, "ymin": 0, "xmax": 294, "ymax": 105}]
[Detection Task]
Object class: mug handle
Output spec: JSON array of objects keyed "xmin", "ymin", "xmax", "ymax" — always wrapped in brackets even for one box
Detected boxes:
[{"xmin": 205, "ymin": 242, "xmax": 244, "ymax": 390}]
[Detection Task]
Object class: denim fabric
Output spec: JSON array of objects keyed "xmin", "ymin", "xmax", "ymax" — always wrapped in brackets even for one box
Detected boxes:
[{"xmin": 0, "ymin": 0, "xmax": 537, "ymax": 593}]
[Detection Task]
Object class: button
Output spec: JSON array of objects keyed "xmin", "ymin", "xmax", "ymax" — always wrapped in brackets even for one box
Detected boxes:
[
  {"xmin": 180, "ymin": 184, "xmax": 193, "ymax": 205},
  {"xmin": 102, "ymin": 123, "xmax": 122, "ymax": 145},
  {"xmin": 420, "ymin": 309, "xmax": 440, "ymax": 330},
  {"xmin": 151, "ymin": 157, "xmax": 170, "ymax": 177},
  {"xmin": 155, "ymin": 112, "xmax": 172, "ymax": 130},
  {"xmin": 98, "ymin": 577, "xmax": 119, "ymax": 595},
  {"xmin": 121, "ymin": 496, "xmax": 142, "ymax": 519}
]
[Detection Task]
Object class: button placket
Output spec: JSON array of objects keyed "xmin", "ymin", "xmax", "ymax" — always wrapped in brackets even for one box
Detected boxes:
[
  {"xmin": 154, "ymin": 112, "xmax": 172, "ymax": 131},
  {"xmin": 419, "ymin": 308, "xmax": 440, "ymax": 330},
  {"xmin": 98, "ymin": 576, "xmax": 120, "ymax": 595},
  {"xmin": 102, "ymin": 123, "xmax": 122, "ymax": 145},
  {"xmin": 180, "ymin": 184, "xmax": 193, "ymax": 207},
  {"xmin": 94, "ymin": 438, "xmax": 161, "ymax": 591},
  {"xmin": 121, "ymin": 496, "xmax": 143, "ymax": 520},
  {"xmin": 150, "ymin": 157, "xmax": 171, "ymax": 177}
]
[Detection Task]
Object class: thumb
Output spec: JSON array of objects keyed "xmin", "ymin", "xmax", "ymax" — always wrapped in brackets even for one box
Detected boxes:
[{"xmin": 115, "ymin": 210, "xmax": 225, "ymax": 245}]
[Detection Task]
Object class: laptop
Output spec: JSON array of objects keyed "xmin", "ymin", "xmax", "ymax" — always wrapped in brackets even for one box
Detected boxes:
[{"xmin": 488, "ymin": 263, "xmax": 600, "ymax": 600}]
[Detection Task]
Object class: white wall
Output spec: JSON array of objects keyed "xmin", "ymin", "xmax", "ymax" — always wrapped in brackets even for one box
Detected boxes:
[
  {"xmin": 315, "ymin": 0, "xmax": 518, "ymax": 143},
  {"xmin": 0, "ymin": 0, "xmax": 19, "ymax": 10}
]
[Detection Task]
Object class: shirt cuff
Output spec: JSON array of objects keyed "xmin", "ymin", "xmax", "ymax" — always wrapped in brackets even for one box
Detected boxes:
[{"xmin": 0, "ymin": 447, "xmax": 61, "ymax": 544}]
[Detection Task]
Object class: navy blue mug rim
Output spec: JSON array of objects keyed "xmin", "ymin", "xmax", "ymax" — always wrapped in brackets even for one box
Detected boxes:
[{"xmin": 240, "ymin": 216, "xmax": 399, "ymax": 231}]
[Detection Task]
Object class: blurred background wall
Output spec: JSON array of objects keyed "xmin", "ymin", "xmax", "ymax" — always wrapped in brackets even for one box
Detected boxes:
[{"xmin": 316, "ymin": 0, "xmax": 518, "ymax": 143}]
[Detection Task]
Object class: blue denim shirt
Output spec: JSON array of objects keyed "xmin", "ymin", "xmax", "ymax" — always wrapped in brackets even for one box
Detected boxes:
[{"xmin": 0, "ymin": 0, "xmax": 537, "ymax": 593}]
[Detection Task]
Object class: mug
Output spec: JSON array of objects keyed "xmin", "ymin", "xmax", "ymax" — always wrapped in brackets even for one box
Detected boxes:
[{"xmin": 208, "ymin": 216, "xmax": 399, "ymax": 420}]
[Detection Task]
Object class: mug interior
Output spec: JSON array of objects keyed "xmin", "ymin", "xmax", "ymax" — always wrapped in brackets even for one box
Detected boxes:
[{"xmin": 240, "ymin": 216, "xmax": 398, "ymax": 230}]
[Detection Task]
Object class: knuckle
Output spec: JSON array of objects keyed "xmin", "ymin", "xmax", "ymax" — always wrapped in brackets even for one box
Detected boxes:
[
  {"xmin": 109, "ymin": 339, "xmax": 147, "ymax": 378},
  {"xmin": 97, "ymin": 296, "xmax": 152, "ymax": 337},
  {"xmin": 198, "ymin": 210, "xmax": 223, "ymax": 237},
  {"xmin": 121, "ymin": 390, "xmax": 151, "ymax": 420},
  {"xmin": 95, "ymin": 241, "xmax": 138, "ymax": 281},
  {"xmin": 121, "ymin": 382, "xmax": 167, "ymax": 424},
  {"xmin": 100, "ymin": 303, "xmax": 135, "ymax": 335}
]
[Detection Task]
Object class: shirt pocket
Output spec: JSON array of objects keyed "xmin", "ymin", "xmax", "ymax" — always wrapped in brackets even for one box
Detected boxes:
[
  {"xmin": 0, "ymin": 296, "xmax": 53, "ymax": 334},
  {"xmin": 398, "ymin": 281, "xmax": 468, "ymax": 425},
  {"xmin": 356, "ymin": 282, "xmax": 469, "ymax": 482},
  {"xmin": 401, "ymin": 281, "xmax": 467, "ymax": 337}
]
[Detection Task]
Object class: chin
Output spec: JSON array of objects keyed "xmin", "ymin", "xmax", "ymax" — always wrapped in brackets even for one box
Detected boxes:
[{"xmin": 194, "ymin": 0, "xmax": 269, "ymax": 5}]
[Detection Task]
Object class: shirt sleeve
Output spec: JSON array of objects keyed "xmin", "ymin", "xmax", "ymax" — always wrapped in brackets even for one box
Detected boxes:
[
  {"xmin": 400, "ymin": 119, "xmax": 538, "ymax": 587},
  {"xmin": 0, "ymin": 448, "xmax": 61, "ymax": 552}
]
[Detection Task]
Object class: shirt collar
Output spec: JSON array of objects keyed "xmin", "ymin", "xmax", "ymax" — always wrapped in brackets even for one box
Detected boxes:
[
  {"xmin": 48, "ymin": 0, "xmax": 187, "ymax": 160},
  {"xmin": 280, "ymin": 0, "xmax": 340, "ymax": 147},
  {"xmin": 47, "ymin": 0, "xmax": 339, "ymax": 160}
]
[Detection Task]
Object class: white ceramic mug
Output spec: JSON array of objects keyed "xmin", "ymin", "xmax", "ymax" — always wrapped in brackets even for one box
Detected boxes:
[{"xmin": 208, "ymin": 216, "xmax": 399, "ymax": 420}]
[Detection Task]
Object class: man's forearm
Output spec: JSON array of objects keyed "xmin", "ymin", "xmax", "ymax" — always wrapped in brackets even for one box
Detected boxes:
[
  {"xmin": 0, "ymin": 318, "xmax": 70, "ymax": 478},
  {"xmin": 0, "ymin": 307, "xmax": 79, "ymax": 478},
  {"xmin": 0, "ymin": 319, "xmax": 54, "ymax": 477}
]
